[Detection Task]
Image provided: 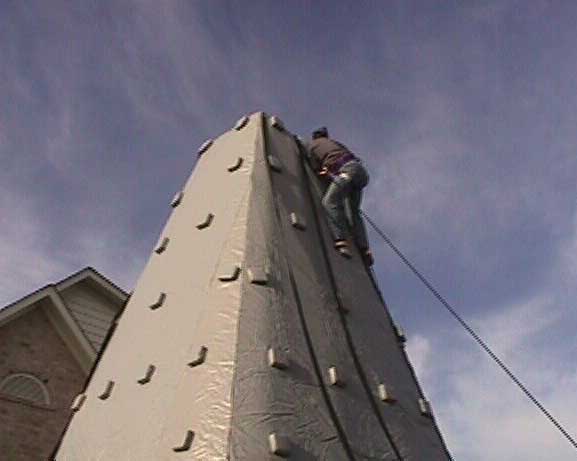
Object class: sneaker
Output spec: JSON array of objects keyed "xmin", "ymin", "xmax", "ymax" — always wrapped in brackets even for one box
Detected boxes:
[
  {"xmin": 338, "ymin": 247, "xmax": 352, "ymax": 258},
  {"xmin": 334, "ymin": 240, "xmax": 352, "ymax": 259},
  {"xmin": 362, "ymin": 249, "xmax": 374, "ymax": 267}
]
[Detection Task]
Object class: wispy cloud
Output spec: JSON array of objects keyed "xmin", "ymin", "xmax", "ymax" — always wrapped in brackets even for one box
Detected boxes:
[
  {"xmin": 0, "ymin": 188, "xmax": 68, "ymax": 304},
  {"xmin": 2, "ymin": 2, "xmax": 577, "ymax": 459},
  {"xmin": 407, "ymin": 211, "xmax": 577, "ymax": 460},
  {"xmin": 408, "ymin": 304, "xmax": 577, "ymax": 459}
]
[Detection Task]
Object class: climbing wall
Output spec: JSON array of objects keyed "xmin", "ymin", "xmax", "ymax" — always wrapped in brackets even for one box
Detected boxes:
[{"xmin": 55, "ymin": 113, "xmax": 451, "ymax": 460}]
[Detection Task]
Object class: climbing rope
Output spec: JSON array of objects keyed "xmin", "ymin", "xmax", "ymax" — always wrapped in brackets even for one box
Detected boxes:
[
  {"xmin": 361, "ymin": 210, "xmax": 577, "ymax": 452},
  {"xmin": 301, "ymin": 158, "xmax": 404, "ymax": 460}
]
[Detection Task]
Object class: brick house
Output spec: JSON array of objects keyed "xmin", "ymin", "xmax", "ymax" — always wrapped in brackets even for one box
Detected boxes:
[{"xmin": 0, "ymin": 268, "xmax": 127, "ymax": 461}]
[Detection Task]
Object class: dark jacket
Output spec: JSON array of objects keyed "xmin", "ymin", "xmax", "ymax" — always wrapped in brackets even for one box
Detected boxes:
[{"xmin": 307, "ymin": 137, "xmax": 353, "ymax": 173}]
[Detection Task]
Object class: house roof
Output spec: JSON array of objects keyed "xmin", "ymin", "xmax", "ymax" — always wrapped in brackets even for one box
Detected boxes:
[{"xmin": 0, "ymin": 267, "xmax": 129, "ymax": 374}]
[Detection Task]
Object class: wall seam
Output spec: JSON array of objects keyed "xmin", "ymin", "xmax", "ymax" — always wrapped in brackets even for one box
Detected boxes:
[
  {"xmin": 296, "ymin": 139, "xmax": 404, "ymax": 461},
  {"xmin": 262, "ymin": 114, "xmax": 356, "ymax": 461}
]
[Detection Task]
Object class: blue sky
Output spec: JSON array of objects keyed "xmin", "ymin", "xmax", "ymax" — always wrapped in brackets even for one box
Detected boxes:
[{"xmin": 2, "ymin": 1, "xmax": 577, "ymax": 459}]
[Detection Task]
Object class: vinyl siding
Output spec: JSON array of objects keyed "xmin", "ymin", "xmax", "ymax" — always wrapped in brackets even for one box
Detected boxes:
[{"xmin": 59, "ymin": 283, "xmax": 118, "ymax": 353}]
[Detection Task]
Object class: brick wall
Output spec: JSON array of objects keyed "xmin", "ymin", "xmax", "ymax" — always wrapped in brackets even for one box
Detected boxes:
[{"xmin": 0, "ymin": 303, "xmax": 87, "ymax": 461}]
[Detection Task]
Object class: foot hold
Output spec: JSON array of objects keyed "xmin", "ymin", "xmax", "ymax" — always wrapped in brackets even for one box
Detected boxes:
[
  {"xmin": 362, "ymin": 249, "xmax": 374, "ymax": 267},
  {"xmin": 334, "ymin": 240, "xmax": 352, "ymax": 259}
]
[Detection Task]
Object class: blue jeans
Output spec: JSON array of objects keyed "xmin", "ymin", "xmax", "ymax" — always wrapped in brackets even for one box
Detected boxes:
[{"xmin": 321, "ymin": 160, "xmax": 370, "ymax": 250}]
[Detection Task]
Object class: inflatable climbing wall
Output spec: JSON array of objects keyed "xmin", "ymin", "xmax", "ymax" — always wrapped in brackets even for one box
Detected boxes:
[{"xmin": 54, "ymin": 113, "xmax": 451, "ymax": 460}]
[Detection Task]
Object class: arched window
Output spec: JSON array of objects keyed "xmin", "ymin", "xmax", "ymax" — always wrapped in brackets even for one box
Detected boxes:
[{"xmin": 0, "ymin": 373, "xmax": 50, "ymax": 406}]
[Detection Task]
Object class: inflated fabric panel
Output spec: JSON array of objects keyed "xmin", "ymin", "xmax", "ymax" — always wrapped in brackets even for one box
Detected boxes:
[
  {"xmin": 56, "ymin": 114, "xmax": 260, "ymax": 460},
  {"xmin": 55, "ymin": 112, "xmax": 451, "ymax": 461}
]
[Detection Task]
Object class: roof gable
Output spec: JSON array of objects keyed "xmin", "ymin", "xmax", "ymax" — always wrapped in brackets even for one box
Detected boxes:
[
  {"xmin": 0, "ymin": 267, "xmax": 128, "ymax": 374},
  {"xmin": 59, "ymin": 282, "xmax": 118, "ymax": 352}
]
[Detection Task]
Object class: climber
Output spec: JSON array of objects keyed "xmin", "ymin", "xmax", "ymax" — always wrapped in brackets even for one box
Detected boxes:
[{"xmin": 307, "ymin": 127, "xmax": 374, "ymax": 266}]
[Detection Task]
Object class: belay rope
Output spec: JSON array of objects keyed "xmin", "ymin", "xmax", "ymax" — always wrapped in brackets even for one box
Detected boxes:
[{"xmin": 361, "ymin": 210, "xmax": 577, "ymax": 452}]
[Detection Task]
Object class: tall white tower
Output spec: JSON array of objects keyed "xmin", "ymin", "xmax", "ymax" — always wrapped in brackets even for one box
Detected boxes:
[{"xmin": 54, "ymin": 113, "xmax": 451, "ymax": 460}]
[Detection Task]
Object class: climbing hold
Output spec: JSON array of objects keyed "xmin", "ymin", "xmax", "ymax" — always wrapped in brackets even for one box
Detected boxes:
[
  {"xmin": 268, "ymin": 433, "xmax": 290, "ymax": 457},
  {"xmin": 218, "ymin": 265, "xmax": 241, "ymax": 282},
  {"xmin": 196, "ymin": 213, "xmax": 214, "ymax": 230},
  {"xmin": 419, "ymin": 398, "xmax": 432, "ymax": 417},
  {"xmin": 267, "ymin": 155, "xmax": 283, "ymax": 172},
  {"xmin": 197, "ymin": 139, "xmax": 213, "ymax": 157},
  {"xmin": 234, "ymin": 115, "xmax": 249, "ymax": 131},
  {"xmin": 154, "ymin": 237, "xmax": 170, "ymax": 254},
  {"xmin": 171, "ymin": 191, "xmax": 183, "ymax": 208},
  {"xmin": 149, "ymin": 293, "xmax": 166, "ymax": 311},
  {"xmin": 137, "ymin": 365, "xmax": 156, "ymax": 385},
  {"xmin": 71, "ymin": 393, "xmax": 87, "ymax": 411},
  {"xmin": 290, "ymin": 212, "xmax": 306, "ymax": 230},
  {"xmin": 395, "ymin": 325, "xmax": 407, "ymax": 344},
  {"xmin": 268, "ymin": 348, "xmax": 288, "ymax": 370},
  {"xmin": 248, "ymin": 268, "xmax": 268, "ymax": 285},
  {"xmin": 378, "ymin": 384, "xmax": 395, "ymax": 403},
  {"xmin": 270, "ymin": 116, "xmax": 285, "ymax": 131},
  {"xmin": 328, "ymin": 367, "xmax": 344, "ymax": 387},
  {"xmin": 188, "ymin": 346, "xmax": 208, "ymax": 368},
  {"xmin": 227, "ymin": 157, "xmax": 244, "ymax": 172},
  {"xmin": 98, "ymin": 381, "xmax": 115, "ymax": 401},
  {"xmin": 173, "ymin": 430, "xmax": 195, "ymax": 452}
]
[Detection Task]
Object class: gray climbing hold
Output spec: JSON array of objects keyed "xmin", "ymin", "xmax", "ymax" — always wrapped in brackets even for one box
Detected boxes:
[
  {"xmin": 173, "ymin": 430, "xmax": 195, "ymax": 452},
  {"xmin": 248, "ymin": 268, "xmax": 268, "ymax": 285},
  {"xmin": 378, "ymin": 384, "xmax": 395, "ymax": 403},
  {"xmin": 98, "ymin": 381, "xmax": 115, "ymax": 401},
  {"xmin": 71, "ymin": 393, "xmax": 87, "ymax": 411},
  {"xmin": 267, "ymin": 155, "xmax": 283, "ymax": 172},
  {"xmin": 196, "ymin": 213, "xmax": 215, "ymax": 230},
  {"xmin": 218, "ymin": 265, "xmax": 241, "ymax": 282},
  {"xmin": 197, "ymin": 139, "xmax": 213, "ymax": 157},
  {"xmin": 328, "ymin": 367, "xmax": 344, "ymax": 387},
  {"xmin": 137, "ymin": 365, "xmax": 156, "ymax": 385},
  {"xmin": 171, "ymin": 191, "xmax": 184, "ymax": 208},
  {"xmin": 155, "ymin": 237, "xmax": 169, "ymax": 254},
  {"xmin": 227, "ymin": 157, "xmax": 244, "ymax": 172},
  {"xmin": 268, "ymin": 348, "xmax": 288, "ymax": 370},
  {"xmin": 188, "ymin": 346, "xmax": 208, "ymax": 368},
  {"xmin": 419, "ymin": 398, "xmax": 432, "ymax": 417},
  {"xmin": 268, "ymin": 433, "xmax": 290, "ymax": 457},
  {"xmin": 149, "ymin": 293, "xmax": 166, "ymax": 311},
  {"xmin": 290, "ymin": 212, "xmax": 306, "ymax": 230},
  {"xmin": 270, "ymin": 116, "xmax": 284, "ymax": 131},
  {"xmin": 234, "ymin": 115, "xmax": 249, "ymax": 131},
  {"xmin": 395, "ymin": 325, "xmax": 407, "ymax": 344}
]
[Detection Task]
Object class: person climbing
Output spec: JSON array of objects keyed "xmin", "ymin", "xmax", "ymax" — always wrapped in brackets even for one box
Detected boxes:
[{"xmin": 307, "ymin": 127, "xmax": 374, "ymax": 266}]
